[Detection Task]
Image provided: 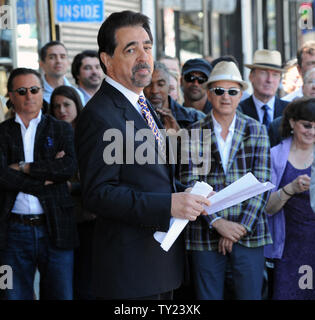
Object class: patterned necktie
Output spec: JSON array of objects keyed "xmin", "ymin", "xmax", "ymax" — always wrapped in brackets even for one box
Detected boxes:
[
  {"xmin": 138, "ymin": 95, "xmax": 165, "ymax": 153},
  {"xmin": 262, "ymin": 105, "xmax": 271, "ymax": 129}
]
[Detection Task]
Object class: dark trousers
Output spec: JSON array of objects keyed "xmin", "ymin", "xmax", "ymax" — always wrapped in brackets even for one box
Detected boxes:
[{"xmin": 191, "ymin": 244, "xmax": 265, "ymax": 300}]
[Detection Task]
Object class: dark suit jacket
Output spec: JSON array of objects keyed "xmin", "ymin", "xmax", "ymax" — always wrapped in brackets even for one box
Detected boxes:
[
  {"xmin": 239, "ymin": 95, "xmax": 289, "ymax": 123},
  {"xmin": 268, "ymin": 116, "xmax": 283, "ymax": 147},
  {"xmin": 0, "ymin": 114, "xmax": 78, "ymax": 249},
  {"xmin": 75, "ymin": 80, "xmax": 185, "ymax": 299}
]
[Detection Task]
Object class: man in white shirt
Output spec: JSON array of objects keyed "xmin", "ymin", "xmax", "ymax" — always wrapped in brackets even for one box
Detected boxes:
[
  {"xmin": 0, "ymin": 68, "xmax": 78, "ymax": 300},
  {"xmin": 283, "ymin": 40, "xmax": 315, "ymax": 102},
  {"xmin": 75, "ymin": 10, "xmax": 210, "ymax": 300},
  {"xmin": 240, "ymin": 49, "xmax": 289, "ymax": 128},
  {"xmin": 39, "ymin": 41, "xmax": 85, "ymax": 106},
  {"xmin": 180, "ymin": 61, "xmax": 271, "ymax": 300}
]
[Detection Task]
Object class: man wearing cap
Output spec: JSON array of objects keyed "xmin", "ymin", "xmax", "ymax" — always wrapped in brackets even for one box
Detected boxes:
[
  {"xmin": 180, "ymin": 61, "xmax": 272, "ymax": 300},
  {"xmin": 240, "ymin": 49, "xmax": 289, "ymax": 129},
  {"xmin": 181, "ymin": 58, "xmax": 213, "ymax": 114}
]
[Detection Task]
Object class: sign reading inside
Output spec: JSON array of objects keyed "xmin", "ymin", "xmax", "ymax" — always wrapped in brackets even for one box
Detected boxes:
[{"xmin": 55, "ymin": 0, "xmax": 104, "ymax": 23}]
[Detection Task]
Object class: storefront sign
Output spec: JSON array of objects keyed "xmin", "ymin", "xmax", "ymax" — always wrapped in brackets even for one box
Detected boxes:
[
  {"xmin": 17, "ymin": 0, "xmax": 36, "ymax": 24},
  {"xmin": 55, "ymin": 0, "xmax": 104, "ymax": 23}
]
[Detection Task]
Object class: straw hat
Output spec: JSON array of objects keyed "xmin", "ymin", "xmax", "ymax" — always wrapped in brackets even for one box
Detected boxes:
[
  {"xmin": 245, "ymin": 49, "xmax": 284, "ymax": 72},
  {"xmin": 206, "ymin": 61, "xmax": 248, "ymax": 90}
]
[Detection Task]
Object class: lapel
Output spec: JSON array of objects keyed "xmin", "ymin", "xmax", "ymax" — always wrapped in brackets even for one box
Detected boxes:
[
  {"xmin": 226, "ymin": 112, "xmax": 246, "ymax": 173},
  {"xmin": 33, "ymin": 114, "xmax": 47, "ymax": 160},
  {"xmin": 273, "ymin": 97, "xmax": 282, "ymax": 119},
  {"xmin": 9, "ymin": 119, "xmax": 25, "ymax": 161},
  {"xmin": 247, "ymin": 96, "xmax": 259, "ymax": 120},
  {"xmin": 103, "ymin": 81, "xmax": 170, "ymax": 170},
  {"xmin": 207, "ymin": 116, "xmax": 222, "ymax": 169}
]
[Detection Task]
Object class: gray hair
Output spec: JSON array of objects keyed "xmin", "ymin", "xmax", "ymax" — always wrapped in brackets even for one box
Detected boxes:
[{"xmin": 153, "ymin": 61, "xmax": 171, "ymax": 83}]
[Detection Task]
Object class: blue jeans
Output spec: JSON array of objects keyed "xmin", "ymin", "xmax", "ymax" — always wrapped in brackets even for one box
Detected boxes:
[
  {"xmin": 191, "ymin": 244, "xmax": 265, "ymax": 300},
  {"xmin": 0, "ymin": 221, "xmax": 74, "ymax": 300}
]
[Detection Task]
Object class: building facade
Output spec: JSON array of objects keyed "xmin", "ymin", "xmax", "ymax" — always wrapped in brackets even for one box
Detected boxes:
[{"xmin": 1, "ymin": 0, "xmax": 314, "ymax": 96}]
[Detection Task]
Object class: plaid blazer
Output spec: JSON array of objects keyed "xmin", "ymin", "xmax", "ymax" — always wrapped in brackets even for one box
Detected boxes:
[
  {"xmin": 0, "ymin": 114, "xmax": 78, "ymax": 249},
  {"xmin": 179, "ymin": 110, "xmax": 273, "ymax": 250}
]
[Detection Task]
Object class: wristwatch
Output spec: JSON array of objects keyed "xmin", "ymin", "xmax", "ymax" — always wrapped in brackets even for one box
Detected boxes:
[{"xmin": 18, "ymin": 161, "xmax": 26, "ymax": 173}]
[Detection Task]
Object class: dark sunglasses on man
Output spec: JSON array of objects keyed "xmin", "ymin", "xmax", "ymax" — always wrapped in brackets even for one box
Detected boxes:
[
  {"xmin": 184, "ymin": 74, "xmax": 208, "ymax": 84},
  {"xmin": 10, "ymin": 86, "xmax": 42, "ymax": 96},
  {"xmin": 209, "ymin": 87, "xmax": 241, "ymax": 96}
]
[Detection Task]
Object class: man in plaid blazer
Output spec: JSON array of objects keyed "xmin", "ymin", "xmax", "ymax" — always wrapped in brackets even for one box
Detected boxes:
[
  {"xmin": 180, "ymin": 61, "xmax": 272, "ymax": 300},
  {"xmin": 0, "ymin": 68, "xmax": 78, "ymax": 300}
]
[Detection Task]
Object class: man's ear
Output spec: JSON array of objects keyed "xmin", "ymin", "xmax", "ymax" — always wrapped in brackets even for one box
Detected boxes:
[{"xmin": 100, "ymin": 52, "xmax": 111, "ymax": 71}]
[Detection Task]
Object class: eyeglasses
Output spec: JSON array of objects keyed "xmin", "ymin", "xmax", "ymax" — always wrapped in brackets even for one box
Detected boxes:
[
  {"xmin": 11, "ymin": 86, "xmax": 42, "ymax": 96},
  {"xmin": 184, "ymin": 74, "xmax": 207, "ymax": 84},
  {"xmin": 209, "ymin": 87, "xmax": 241, "ymax": 96}
]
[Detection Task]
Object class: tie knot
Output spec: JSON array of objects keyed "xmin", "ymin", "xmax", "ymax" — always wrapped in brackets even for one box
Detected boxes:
[
  {"xmin": 138, "ymin": 95, "xmax": 146, "ymax": 105},
  {"xmin": 262, "ymin": 105, "xmax": 269, "ymax": 111}
]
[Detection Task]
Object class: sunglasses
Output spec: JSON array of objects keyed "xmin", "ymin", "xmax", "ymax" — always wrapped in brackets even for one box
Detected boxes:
[
  {"xmin": 209, "ymin": 87, "xmax": 241, "ymax": 96},
  {"xmin": 11, "ymin": 86, "xmax": 42, "ymax": 96},
  {"xmin": 184, "ymin": 74, "xmax": 207, "ymax": 84}
]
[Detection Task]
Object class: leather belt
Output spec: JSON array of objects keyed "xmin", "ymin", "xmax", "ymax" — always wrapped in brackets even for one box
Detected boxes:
[{"xmin": 10, "ymin": 213, "xmax": 46, "ymax": 227}]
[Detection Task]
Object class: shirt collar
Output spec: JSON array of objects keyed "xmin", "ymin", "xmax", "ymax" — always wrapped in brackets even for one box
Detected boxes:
[
  {"xmin": 105, "ymin": 75, "xmax": 141, "ymax": 108},
  {"xmin": 252, "ymin": 94, "xmax": 275, "ymax": 111},
  {"xmin": 15, "ymin": 109, "xmax": 42, "ymax": 130},
  {"xmin": 211, "ymin": 110, "xmax": 236, "ymax": 134}
]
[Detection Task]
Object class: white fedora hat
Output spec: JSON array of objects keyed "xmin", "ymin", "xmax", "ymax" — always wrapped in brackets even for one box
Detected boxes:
[
  {"xmin": 207, "ymin": 61, "xmax": 248, "ymax": 90},
  {"xmin": 245, "ymin": 49, "xmax": 284, "ymax": 72}
]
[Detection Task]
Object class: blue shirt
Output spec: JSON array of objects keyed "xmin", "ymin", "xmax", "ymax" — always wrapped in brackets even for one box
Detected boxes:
[{"xmin": 43, "ymin": 76, "xmax": 85, "ymax": 106}]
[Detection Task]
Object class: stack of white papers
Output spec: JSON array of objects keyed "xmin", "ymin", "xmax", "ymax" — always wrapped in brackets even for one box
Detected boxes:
[
  {"xmin": 153, "ymin": 181, "xmax": 213, "ymax": 248},
  {"xmin": 154, "ymin": 172, "xmax": 274, "ymax": 252}
]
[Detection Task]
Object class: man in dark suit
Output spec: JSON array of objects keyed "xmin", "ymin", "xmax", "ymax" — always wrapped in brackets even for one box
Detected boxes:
[
  {"xmin": 240, "ymin": 49, "xmax": 288, "ymax": 129},
  {"xmin": 0, "ymin": 68, "xmax": 78, "ymax": 300},
  {"xmin": 75, "ymin": 11, "xmax": 210, "ymax": 300}
]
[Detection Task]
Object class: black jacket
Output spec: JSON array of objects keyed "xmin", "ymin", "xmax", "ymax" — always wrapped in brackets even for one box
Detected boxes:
[
  {"xmin": 0, "ymin": 114, "xmax": 78, "ymax": 249},
  {"xmin": 75, "ymin": 80, "xmax": 185, "ymax": 299}
]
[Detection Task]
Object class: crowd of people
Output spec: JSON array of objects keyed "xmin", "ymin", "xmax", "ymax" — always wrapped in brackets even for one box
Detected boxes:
[{"xmin": 0, "ymin": 10, "xmax": 314, "ymax": 300}]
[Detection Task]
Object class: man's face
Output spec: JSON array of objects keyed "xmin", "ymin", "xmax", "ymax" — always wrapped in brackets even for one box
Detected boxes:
[
  {"xmin": 9, "ymin": 74, "xmax": 43, "ymax": 118},
  {"xmin": 40, "ymin": 45, "xmax": 69, "ymax": 78},
  {"xmin": 300, "ymin": 48, "xmax": 315, "ymax": 76},
  {"xmin": 303, "ymin": 71, "xmax": 315, "ymax": 98},
  {"xmin": 100, "ymin": 25, "xmax": 154, "ymax": 94},
  {"xmin": 249, "ymin": 68, "xmax": 281, "ymax": 101},
  {"xmin": 207, "ymin": 80, "xmax": 242, "ymax": 118},
  {"xmin": 181, "ymin": 71, "xmax": 208, "ymax": 102},
  {"xmin": 144, "ymin": 69, "xmax": 169, "ymax": 109},
  {"xmin": 78, "ymin": 57, "xmax": 103, "ymax": 89}
]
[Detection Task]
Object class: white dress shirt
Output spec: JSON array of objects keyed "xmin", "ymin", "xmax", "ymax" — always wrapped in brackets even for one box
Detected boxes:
[
  {"xmin": 105, "ymin": 76, "xmax": 143, "ymax": 113},
  {"xmin": 252, "ymin": 95, "xmax": 275, "ymax": 123},
  {"xmin": 12, "ymin": 110, "xmax": 44, "ymax": 215},
  {"xmin": 212, "ymin": 111, "xmax": 236, "ymax": 174}
]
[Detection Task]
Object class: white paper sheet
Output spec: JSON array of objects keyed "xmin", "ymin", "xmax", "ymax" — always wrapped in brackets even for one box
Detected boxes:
[
  {"xmin": 153, "ymin": 181, "xmax": 213, "ymax": 251},
  {"xmin": 154, "ymin": 172, "xmax": 274, "ymax": 252}
]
